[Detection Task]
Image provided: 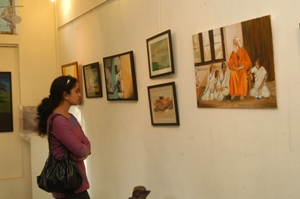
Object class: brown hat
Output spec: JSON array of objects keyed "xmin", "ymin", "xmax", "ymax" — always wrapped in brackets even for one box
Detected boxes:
[{"xmin": 129, "ymin": 186, "xmax": 151, "ymax": 199}]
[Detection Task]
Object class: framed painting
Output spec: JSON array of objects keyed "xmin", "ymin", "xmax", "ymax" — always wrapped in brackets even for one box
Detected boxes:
[
  {"xmin": 20, "ymin": 106, "xmax": 37, "ymax": 132},
  {"xmin": 146, "ymin": 29, "xmax": 174, "ymax": 78},
  {"xmin": 0, "ymin": 72, "xmax": 13, "ymax": 132},
  {"xmin": 83, "ymin": 62, "xmax": 103, "ymax": 98},
  {"xmin": 193, "ymin": 15, "xmax": 277, "ymax": 109},
  {"xmin": 147, "ymin": 82, "xmax": 180, "ymax": 126},
  {"xmin": 61, "ymin": 61, "xmax": 79, "ymax": 80},
  {"xmin": 103, "ymin": 51, "xmax": 138, "ymax": 101}
]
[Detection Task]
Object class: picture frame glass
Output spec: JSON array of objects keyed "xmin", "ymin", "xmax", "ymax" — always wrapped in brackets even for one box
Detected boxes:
[
  {"xmin": 83, "ymin": 62, "xmax": 103, "ymax": 98},
  {"xmin": 0, "ymin": 72, "xmax": 13, "ymax": 132},
  {"xmin": 148, "ymin": 82, "xmax": 179, "ymax": 125},
  {"xmin": 147, "ymin": 30, "xmax": 174, "ymax": 78},
  {"xmin": 103, "ymin": 51, "xmax": 138, "ymax": 101}
]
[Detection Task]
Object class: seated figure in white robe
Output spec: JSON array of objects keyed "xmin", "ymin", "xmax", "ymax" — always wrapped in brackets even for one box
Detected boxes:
[
  {"xmin": 249, "ymin": 58, "xmax": 270, "ymax": 99},
  {"xmin": 214, "ymin": 70, "xmax": 223, "ymax": 100},
  {"xmin": 215, "ymin": 62, "xmax": 231, "ymax": 100},
  {"xmin": 201, "ymin": 64, "xmax": 216, "ymax": 101}
]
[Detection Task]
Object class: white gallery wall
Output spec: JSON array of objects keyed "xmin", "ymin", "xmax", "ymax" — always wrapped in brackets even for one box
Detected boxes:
[
  {"xmin": 55, "ymin": 0, "xmax": 300, "ymax": 199},
  {"xmin": 0, "ymin": 0, "xmax": 57, "ymax": 198}
]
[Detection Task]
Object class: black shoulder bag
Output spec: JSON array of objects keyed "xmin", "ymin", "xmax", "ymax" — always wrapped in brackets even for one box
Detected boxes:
[{"xmin": 37, "ymin": 114, "xmax": 83, "ymax": 193}]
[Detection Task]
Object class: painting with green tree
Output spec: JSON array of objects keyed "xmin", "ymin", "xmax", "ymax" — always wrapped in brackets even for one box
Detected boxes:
[{"xmin": 0, "ymin": 72, "xmax": 13, "ymax": 132}]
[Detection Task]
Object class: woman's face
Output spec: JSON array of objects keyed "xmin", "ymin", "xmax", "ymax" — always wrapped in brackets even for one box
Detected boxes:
[
  {"xmin": 255, "ymin": 61, "xmax": 260, "ymax": 69},
  {"xmin": 222, "ymin": 64, "xmax": 226, "ymax": 71},
  {"xmin": 65, "ymin": 82, "xmax": 81, "ymax": 105}
]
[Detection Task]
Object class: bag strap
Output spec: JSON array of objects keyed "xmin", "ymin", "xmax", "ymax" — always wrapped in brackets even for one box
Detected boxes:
[
  {"xmin": 46, "ymin": 114, "xmax": 78, "ymax": 196},
  {"xmin": 47, "ymin": 114, "xmax": 62, "ymax": 153}
]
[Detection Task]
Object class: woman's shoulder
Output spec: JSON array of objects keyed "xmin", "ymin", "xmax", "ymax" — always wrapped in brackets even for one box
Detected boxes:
[
  {"xmin": 50, "ymin": 112, "xmax": 75, "ymax": 120},
  {"xmin": 49, "ymin": 113, "xmax": 65, "ymax": 119},
  {"xmin": 48, "ymin": 113, "xmax": 69, "ymax": 125},
  {"xmin": 50, "ymin": 112, "xmax": 79, "ymax": 127}
]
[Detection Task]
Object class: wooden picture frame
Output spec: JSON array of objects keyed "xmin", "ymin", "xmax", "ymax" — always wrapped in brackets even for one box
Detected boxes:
[
  {"xmin": 103, "ymin": 51, "xmax": 138, "ymax": 101},
  {"xmin": 0, "ymin": 72, "xmax": 13, "ymax": 132},
  {"xmin": 146, "ymin": 29, "xmax": 174, "ymax": 78},
  {"xmin": 147, "ymin": 82, "xmax": 180, "ymax": 126},
  {"xmin": 61, "ymin": 61, "xmax": 79, "ymax": 80},
  {"xmin": 83, "ymin": 62, "xmax": 103, "ymax": 98}
]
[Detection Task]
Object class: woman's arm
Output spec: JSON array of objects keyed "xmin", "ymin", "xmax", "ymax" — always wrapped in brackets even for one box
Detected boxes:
[
  {"xmin": 52, "ymin": 116, "xmax": 90, "ymax": 158},
  {"xmin": 70, "ymin": 144, "xmax": 91, "ymax": 161}
]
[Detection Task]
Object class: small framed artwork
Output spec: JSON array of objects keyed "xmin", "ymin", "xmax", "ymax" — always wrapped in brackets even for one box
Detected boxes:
[
  {"xmin": 82, "ymin": 62, "xmax": 103, "ymax": 98},
  {"xmin": 20, "ymin": 106, "xmax": 37, "ymax": 132},
  {"xmin": 146, "ymin": 29, "xmax": 174, "ymax": 78},
  {"xmin": 103, "ymin": 51, "xmax": 138, "ymax": 101},
  {"xmin": 147, "ymin": 82, "xmax": 180, "ymax": 126},
  {"xmin": 0, "ymin": 72, "xmax": 13, "ymax": 132},
  {"xmin": 61, "ymin": 61, "xmax": 79, "ymax": 80}
]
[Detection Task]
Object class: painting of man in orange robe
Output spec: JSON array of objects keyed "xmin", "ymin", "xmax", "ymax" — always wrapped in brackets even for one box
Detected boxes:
[{"xmin": 228, "ymin": 36, "xmax": 251, "ymax": 101}]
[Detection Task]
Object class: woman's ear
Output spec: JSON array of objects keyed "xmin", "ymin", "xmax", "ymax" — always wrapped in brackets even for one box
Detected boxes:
[{"xmin": 63, "ymin": 91, "xmax": 69, "ymax": 100}]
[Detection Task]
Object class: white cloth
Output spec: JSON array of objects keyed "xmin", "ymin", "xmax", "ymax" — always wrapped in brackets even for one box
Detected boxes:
[
  {"xmin": 214, "ymin": 70, "xmax": 230, "ymax": 100},
  {"xmin": 201, "ymin": 71, "xmax": 215, "ymax": 100},
  {"xmin": 249, "ymin": 66, "xmax": 270, "ymax": 98},
  {"xmin": 214, "ymin": 78, "xmax": 222, "ymax": 100},
  {"xmin": 221, "ymin": 70, "xmax": 230, "ymax": 96}
]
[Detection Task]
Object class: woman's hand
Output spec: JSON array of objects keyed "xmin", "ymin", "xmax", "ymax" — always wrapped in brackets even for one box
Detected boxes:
[
  {"xmin": 70, "ymin": 153, "xmax": 86, "ymax": 161},
  {"xmin": 70, "ymin": 144, "xmax": 91, "ymax": 161}
]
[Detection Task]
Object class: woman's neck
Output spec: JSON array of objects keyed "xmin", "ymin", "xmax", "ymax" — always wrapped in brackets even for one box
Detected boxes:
[{"xmin": 53, "ymin": 104, "xmax": 71, "ymax": 118}]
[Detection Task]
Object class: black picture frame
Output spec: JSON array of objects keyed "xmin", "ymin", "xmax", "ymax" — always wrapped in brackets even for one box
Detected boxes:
[
  {"xmin": 82, "ymin": 62, "xmax": 103, "ymax": 98},
  {"xmin": 103, "ymin": 51, "xmax": 138, "ymax": 101},
  {"xmin": 146, "ymin": 29, "xmax": 174, "ymax": 78},
  {"xmin": 147, "ymin": 82, "xmax": 180, "ymax": 126},
  {"xmin": 0, "ymin": 72, "xmax": 13, "ymax": 132}
]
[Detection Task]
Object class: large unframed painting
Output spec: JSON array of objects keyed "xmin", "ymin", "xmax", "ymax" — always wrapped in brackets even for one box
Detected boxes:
[
  {"xmin": 0, "ymin": 72, "xmax": 13, "ymax": 132},
  {"xmin": 192, "ymin": 15, "xmax": 277, "ymax": 109}
]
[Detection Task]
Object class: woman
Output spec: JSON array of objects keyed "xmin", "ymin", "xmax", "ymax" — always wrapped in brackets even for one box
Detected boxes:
[
  {"xmin": 215, "ymin": 62, "xmax": 231, "ymax": 100},
  {"xmin": 36, "ymin": 75, "xmax": 91, "ymax": 199},
  {"xmin": 249, "ymin": 58, "xmax": 270, "ymax": 100},
  {"xmin": 201, "ymin": 64, "xmax": 216, "ymax": 101},
  {"xmin": 213, "ymin": 70, "xmax": 222, "ymax": 100}
]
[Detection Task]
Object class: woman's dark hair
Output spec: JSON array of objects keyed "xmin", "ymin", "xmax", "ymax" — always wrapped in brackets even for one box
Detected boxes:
[
  {"xmin": 214, "ymin": 70, "xmax": 219, "ymax": 78},
  {"xmin": 36, "ymin": 75, "xmax": 77, "ymax": 136},
  {"xmin": 255, "ymin": 57, "xmax": 261, "ymax": 64},
  {"xmin": 221, "ymin": 62, "xmax": 227, "ymax": 69}
]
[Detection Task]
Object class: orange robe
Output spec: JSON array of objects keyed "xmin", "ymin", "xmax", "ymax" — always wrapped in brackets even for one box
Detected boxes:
[{"xmin": 228, "ymin": 48, "xmax": 251, "ymax": 97}]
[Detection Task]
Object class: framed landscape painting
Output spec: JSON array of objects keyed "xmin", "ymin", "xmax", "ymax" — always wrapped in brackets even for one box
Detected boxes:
[
  {"xmin": 147, "ymin": 29, "xmax": 174, "ymax": 78},
  {"xmin": 0, "ymin": 72, "xmax": 13, "ymax": 132},
  {"xmin": 103, "ymin": 51, "xmax": 138, "ymax": 101}
]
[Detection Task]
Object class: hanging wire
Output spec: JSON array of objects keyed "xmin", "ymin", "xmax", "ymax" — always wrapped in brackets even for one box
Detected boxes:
[{"xmin": 158, "ymin": 0, "xmax": 162, "ymax": 32}]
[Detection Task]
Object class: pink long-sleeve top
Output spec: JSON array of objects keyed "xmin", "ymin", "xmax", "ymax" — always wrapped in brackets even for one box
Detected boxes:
[{"xmin": 47, "ymin": 113, "xmax": 91, "ymax": 198}]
